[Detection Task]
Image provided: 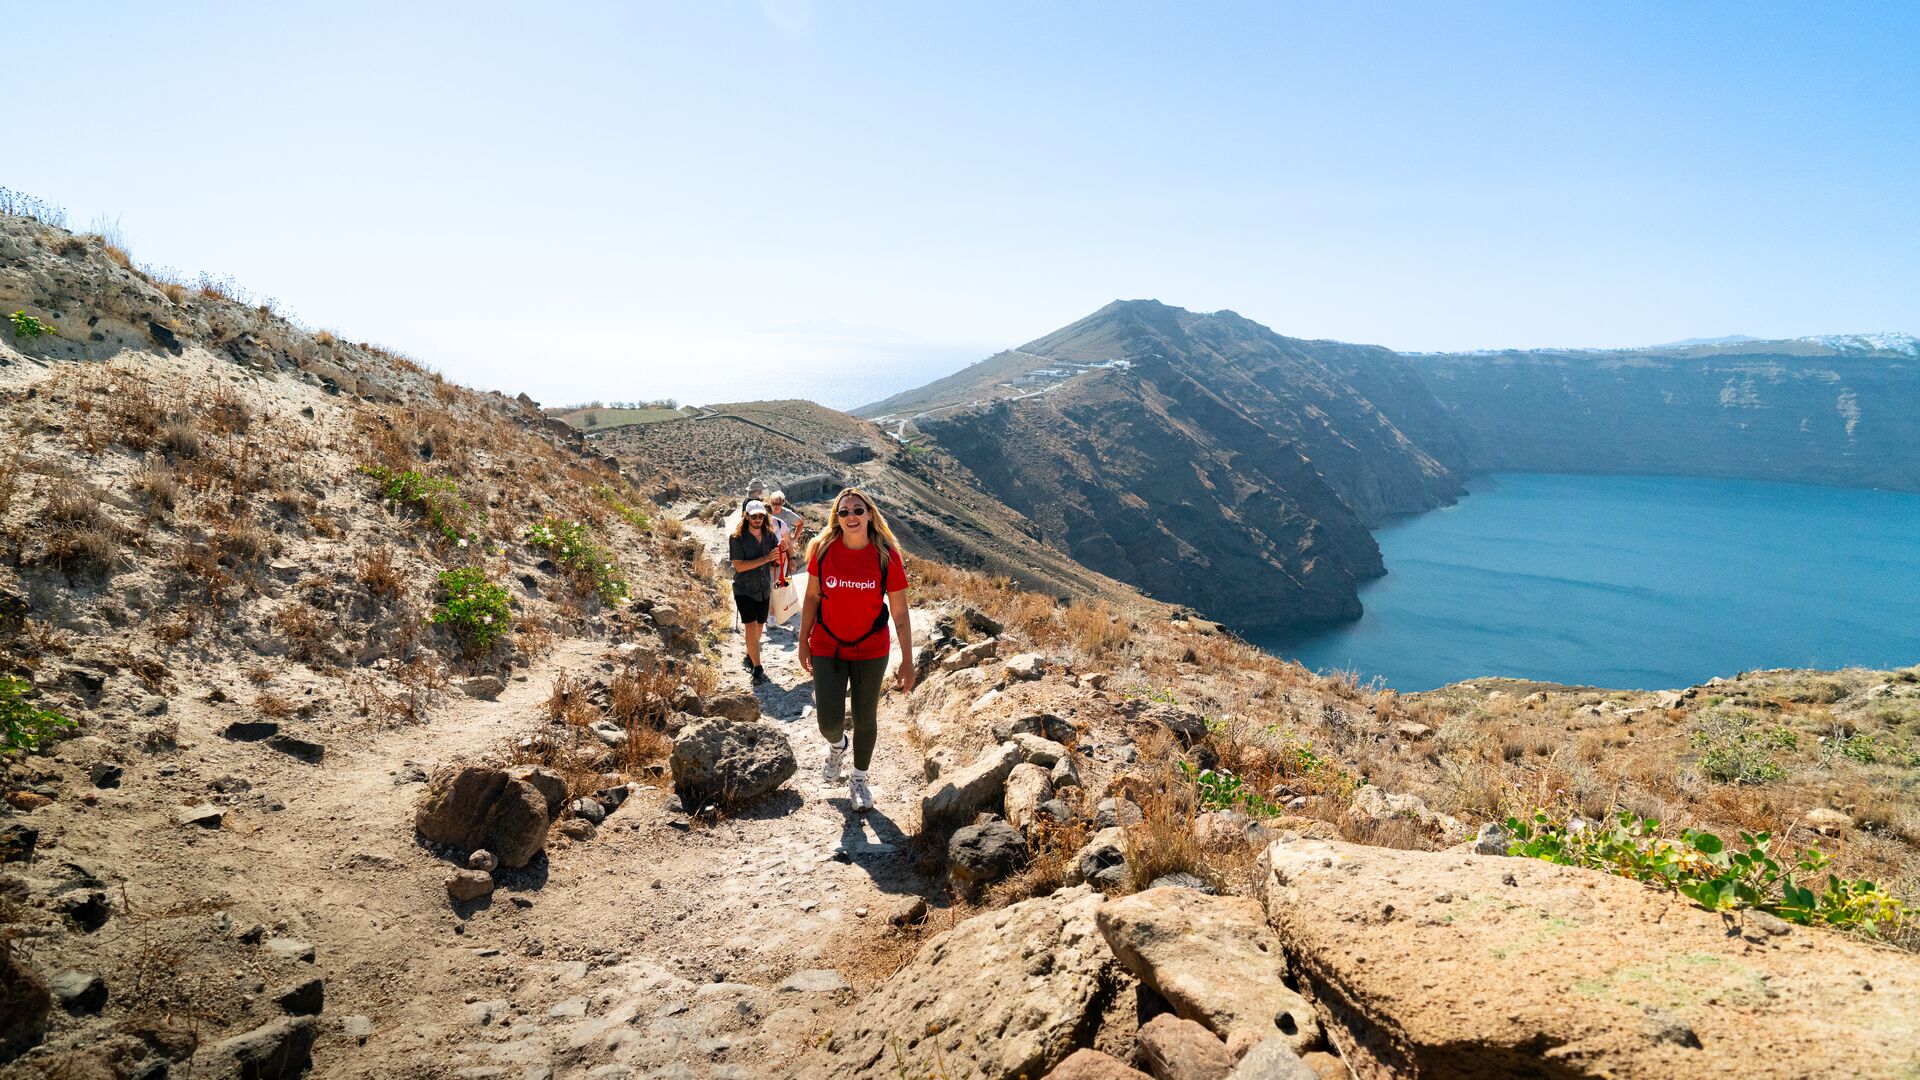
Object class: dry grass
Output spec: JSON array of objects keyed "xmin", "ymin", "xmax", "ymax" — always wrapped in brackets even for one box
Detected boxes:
[{"xmin": 355, "ymin": 546, "xmax": 405, "ymax": 601}]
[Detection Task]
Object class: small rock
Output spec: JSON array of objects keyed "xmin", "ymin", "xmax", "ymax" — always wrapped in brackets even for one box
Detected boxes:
[
  {"xmin": 588, "ymin": 720, "xmax": 628, "ymax": 748},
  {"xmin": 89, "ymin": 762, "xmax": 123, "ymax": 789},
  {"xmin": 462, "ymin": 675, "xmax": 506, "ymax": 700},
  {"xmin": 1004, "ymin": 652, "xmax": 1047, "ymax": 681},
  {"xmin": 1742, "ymin": 909, "xmax": 1793, "ymax": 940},
  {"xmin": 556, "ymin": 819, "xmax": 596, "ymax": 841},
  {"xmin": 1148, "ymin": 872, "xmax": 1216, "ymax": 894},
  {"xmin": 342, "ymin": 1014, "xmax": 374, "ymax": 1042},
  {"xmin": 1472, "ymin": 821, "xmax": 1510, "ymax": 856},
  {"xmin": 274, "ymin": 976, "xmax": 325, "ymax": 1016},
  {"xmin": 210, "ymin": 1016, "xmax": 316, "ymax": 1079},
  {"xmin": 887, "ymin": 895, "xmax": 929, "ymax": 927},
  {"xmin": 948, "ymin": 820, "xmax": 1028, "ymax": 891},
  {"xmin": 467, "ymin": 849, "xmax": 498, "ymax": 872},
  {"xmin": 1067, "ymin": 827, "xmax": 1129, "ymax": 888},
  {"xmin": 447, "ymin": 870, "xmax": 495, "ymax": 902},
  {"xmin": 211, "ymin": 775, "xmax": 253, "ymax": 794},
  {"xmin": 569, "ymin": 798, "xmax": 607, "ymax": 826},
  {"xmin": 1804, "ymin": 807, "xmax": 1853, "ymax": 837},
  {"xmin": 264, "ymin": 938, "xmax": 316, "ymax": 963},
  {"xmin": 1095, "ymin": 797, "xmax": 1144, "ymax": 829},
  {"xmin": 1394, "ymin": 721, "xmax": 1432, "ymax": 740},
  {"xmin": 669, "ymin": 718, "xmax": 798, "ymax": 806},
  {"xmin": 50, "ymin": 969, "xmax": 107, "ymax": 1014},
  {"xmin": 222, "ymin": 721, "xmax": 280, "ymax": 742},
  {"xmin": 777, "ymin": 969, "xmax": 851, "ymax": 994},
  {"xmin": 176, "ymin": 804, "xmax": 225, "ymax": 828},
  {"xmin": 1, "ymin": 823, "xmax": 39, "ymax": 863}
]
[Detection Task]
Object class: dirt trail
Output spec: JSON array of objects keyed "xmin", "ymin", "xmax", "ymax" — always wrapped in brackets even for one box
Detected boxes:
[{"xmin": 197, "ymin": 518, "xmax": 932, "ymax": 1078}]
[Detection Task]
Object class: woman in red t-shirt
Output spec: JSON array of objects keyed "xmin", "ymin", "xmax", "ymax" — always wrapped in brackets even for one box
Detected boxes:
[{"xmin": 798, "ymin": 486, "xmax": 913, "ymax": 812}]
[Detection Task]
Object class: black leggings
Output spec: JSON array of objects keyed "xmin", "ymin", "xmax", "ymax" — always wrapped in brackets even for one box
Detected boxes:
[{"xmin": 814, "ymin": 654, "xmax": 887, "ymax": 771}]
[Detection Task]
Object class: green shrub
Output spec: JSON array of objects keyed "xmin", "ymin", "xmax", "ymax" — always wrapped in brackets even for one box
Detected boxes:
[
  {"xmin": 1506, "ymin": 810, "xmax": 1909, "ymax": 938},
  {"xmin": 591, "ymin": 483, "xmax": 651, "ymax": 531},
  {"xmin": 2, "ymin": 676, "xmax": 73, "ymax": 753},
  {"xmin": 8, "ymin": 311, "xmax": 53, "ymax": 339},
  {"xmin": 1178, "ymin": 760, "xmax": 1286, "ymax": 819},
  {"xmin": 1691, "ymin": 708, "xmax": 1786, "ymax": 783},
  {"xmin": 361, "ymin": 464, "xmax": 475, "ymax": 544},
  {"xmin": 430, "ymin": 567, "xmax": 511, "ymax": 650},
  {"xmin": 525, "ymin": 517, "xmax": 629, "ymax": 606}
]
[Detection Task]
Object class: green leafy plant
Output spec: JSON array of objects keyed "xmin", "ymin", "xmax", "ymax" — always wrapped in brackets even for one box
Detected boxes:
[
  {"xmin": 1690, "ymin": 707, "xmax": 1786, "ymax": 783},
  {"xmin": 361, "ymin": 464, "xmax": 475, "ymax": 544},
  {"xmin": 8, "ymin": 311, "xmax": 53, "ymax": 339},
  {"xmin": 2, "ymin": 676, "xmax": 74, "ymax": 753},
  {"xmin": 591, "ymin": 483, "xmax": 651, "ymax": 531},
  {"xmin": 1178, "ymin": 760, "xmax": 1287, "ymax": 819},
  {"xmin": 525, "ymin": 516, "xmax": 628, "ymax": 605},
  {"xmin": 1506, "ymin": 810, "xmax": 1910, "ymax": 938},
  {"xmin": 430, "ymin": 567, "xmax": 511, "ymax": 650}
]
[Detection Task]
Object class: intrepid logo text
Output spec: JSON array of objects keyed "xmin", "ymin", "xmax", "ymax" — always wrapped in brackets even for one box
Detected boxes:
[{"xmin": 825, "ymin": 576, "xmax": 878, "ymax": 591}]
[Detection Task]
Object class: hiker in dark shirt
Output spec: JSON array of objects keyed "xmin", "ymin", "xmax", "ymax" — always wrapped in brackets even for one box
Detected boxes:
[{"xmin": 728, "ymin": 499, "xmax": 787, "ymax": 685}]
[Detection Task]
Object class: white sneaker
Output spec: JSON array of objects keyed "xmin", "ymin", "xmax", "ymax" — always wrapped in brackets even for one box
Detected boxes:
[
  {"xmin": 848, "ymin": 773, "xmax": 873, "ymax": 812},
  {"xmin": 823, "ymin": 736, "xmax": 849, "ymax": 785}
]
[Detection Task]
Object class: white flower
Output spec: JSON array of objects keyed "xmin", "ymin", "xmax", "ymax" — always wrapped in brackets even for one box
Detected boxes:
[
  {"xmin": 481, "ymin": 614, "xmax": 493, "ymax": 624},
  {"xmin": 457, "ymin": 537, "xmax": 469, "ymax": 548}
]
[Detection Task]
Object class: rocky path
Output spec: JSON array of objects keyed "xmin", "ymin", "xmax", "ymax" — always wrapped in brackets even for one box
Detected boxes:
[{"xmin": 260, "ymin": 520, "xmax": 931, "ymax": 1078}]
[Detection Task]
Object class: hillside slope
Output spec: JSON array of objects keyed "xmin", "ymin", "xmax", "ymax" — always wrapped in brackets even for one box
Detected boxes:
[
  {"xmin": 866, "ymin": 301, "xmax": 1465, "ymax": 632},
  {"xmin": 593, "ymin": 398, "xmax": 1162, "ymax": 613}
]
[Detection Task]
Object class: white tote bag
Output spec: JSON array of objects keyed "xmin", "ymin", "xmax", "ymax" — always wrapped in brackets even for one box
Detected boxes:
[{"xmin": 768, "ymin": 573, "xmax": 801, "ymax": 626}]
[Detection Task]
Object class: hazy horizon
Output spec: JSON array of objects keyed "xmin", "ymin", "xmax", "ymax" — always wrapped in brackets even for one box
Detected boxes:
[{"xmin": 7, "ymin": 2, "xmax": 1917, "ymax": 407}]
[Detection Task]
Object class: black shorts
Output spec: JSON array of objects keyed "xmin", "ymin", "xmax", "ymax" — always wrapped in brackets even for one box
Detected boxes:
[{"xmin": 734, "ymin": 591, "xmax": 769, "ymax": 625}]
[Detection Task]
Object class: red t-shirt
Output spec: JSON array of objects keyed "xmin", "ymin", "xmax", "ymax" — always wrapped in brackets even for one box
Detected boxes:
[{"xmin": 808, "ymin": 541, "xmax": 907, "ymax": 661}]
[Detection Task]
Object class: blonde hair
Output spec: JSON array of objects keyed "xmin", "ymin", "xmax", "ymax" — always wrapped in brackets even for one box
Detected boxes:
[{"xmin": 806, "ymin": 486, "xmax": 902, "ymax": 567}]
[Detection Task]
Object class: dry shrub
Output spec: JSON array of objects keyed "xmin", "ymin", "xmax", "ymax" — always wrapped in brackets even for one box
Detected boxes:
[
  {"xmin": 254, "ymin": 691, "xmax": 296, "ymax": 720},
  {"xmin": 515, "ymin": 614, "xmax": 554, "ymax": 659},
  {"xmin": 608, "ymin": 656, "xmax": 680, "ymax": 771},
  {"xmin": 987, "ymin": 817, "xmax": 1091, "ymax": 907},
  {"xmin": 655, "ymin": 513, "xmax": 685, "ymax": 539},
  {"xmin": 355, "ymin": 547, "xmax": 404, "ymax": 602},
  {"xmin": 1063, "ymin": 599, "xmax": 1130, "ymax": 658},
  {"xmin": 155, "ymin": 417, "xmax": 201, "ymax": 460},
  {"xmin": 274, "ymin": 604, "xmax": 335, "ymax": 667},
  {"xmin": 132, "ymin": 460, "xmax": 180, "ymax": 517},
  {"xmin": 42, "ymin": 480, "xmax": 122, "ymax": 577},
  {"xmin": 1118, "ymin": 727, "xmax": 1257, "ymax": 893}
]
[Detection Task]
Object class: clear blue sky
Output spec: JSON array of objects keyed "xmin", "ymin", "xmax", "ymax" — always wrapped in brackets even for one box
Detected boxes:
[{"xmin": 7, "ymin": 2, "xmax": 1917, "ymax": 408}]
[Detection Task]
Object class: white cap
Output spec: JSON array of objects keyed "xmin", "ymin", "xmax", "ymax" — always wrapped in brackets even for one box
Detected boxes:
[{"xmin": 744, "ymin": 500, "xmax": 768, "ymax": 516}]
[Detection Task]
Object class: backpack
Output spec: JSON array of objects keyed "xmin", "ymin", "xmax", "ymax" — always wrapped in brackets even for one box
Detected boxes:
[{"xmin": 813, "ymin": 538, "xmax": 891, "ymax": 659}]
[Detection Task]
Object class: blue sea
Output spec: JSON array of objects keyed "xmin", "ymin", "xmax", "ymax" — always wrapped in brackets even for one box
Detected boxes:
[{"xmin": 1260, "ymin": 473, "xmax": 1920, "ymax": 691}]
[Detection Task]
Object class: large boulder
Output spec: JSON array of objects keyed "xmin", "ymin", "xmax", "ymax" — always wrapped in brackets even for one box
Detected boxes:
[
  {"xmin": 1, "ymin": 944, "xmax": 52, "ymax": 1061},
  {"xmin": 1261, "ymin": 837, "xmax": 1920, "ymax": 1078},
  {"xmin": 948, "ymin": 820, "xmax": 1029, "ymax": 892},
  {"xmin": 919, "ymin": 741, "xmax": 1020, "ymax": 830},
  {"xmin": 413, "ymin": 765, "xmax": 551, "ymax": 869},
  {"xmin": 1097, "ymin": 887, "xmax": 1319, "ymax": 1055},
  {"xmin": 669, "ymin": 718, "xmax": 796, "ymax": 805},
  {"xmin": 801, "ymin": 886, "xmax": 1121, "ymax": 1080},
  {"xmin": 1004, "ymin": 763, "xmax": 1055, "ymax": 833}
]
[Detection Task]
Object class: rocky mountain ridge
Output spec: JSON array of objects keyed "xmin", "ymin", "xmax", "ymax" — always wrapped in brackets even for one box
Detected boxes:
[{"xmin": 866, "ymin": 302, "xmax": 1920, "ymax": 632}]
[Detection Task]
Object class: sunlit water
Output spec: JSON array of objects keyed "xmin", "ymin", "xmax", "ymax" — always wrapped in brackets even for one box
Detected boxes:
[{"xmin": 1258, "ymin": 473, "xmax": 1920, "ymax": 691}]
